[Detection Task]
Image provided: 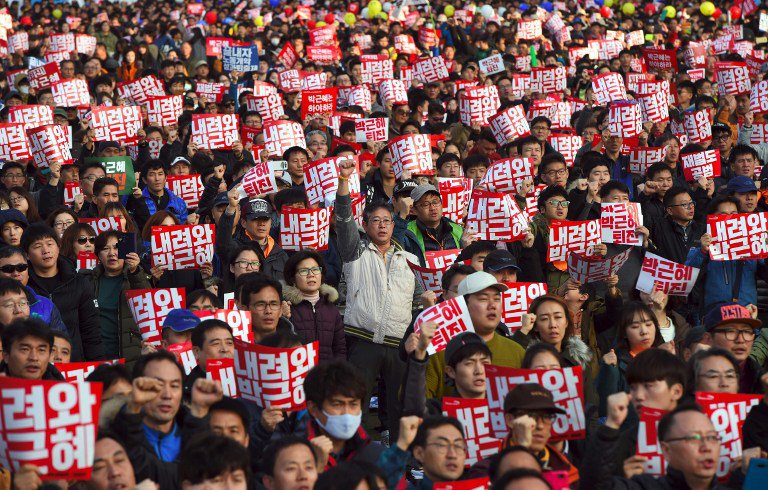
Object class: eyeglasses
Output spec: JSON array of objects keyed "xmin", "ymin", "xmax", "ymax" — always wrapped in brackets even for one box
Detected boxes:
[
  {"xmin": 251, "ymin": 300, "xmax": 281, "ymax": 312},
  {"xmin": 711, "ymin": 328, "xmax": 756, "ymax": 341},
  {"xmin": 54, "ymin": 220, "xmax": 75, "ymax": 229},
  {"xmin": 417, "ymin": 200, "xmax": 442, "ymax": 209},
  {"xmin": 81, "ymin": 175, "xmax": 101, "ymax": 182},
  {"xmin": 0, "ymin": 263, "xmax": 28, "ymax": 274},
  {"xmin": 297, "ymin": 266, "xmax": 322, "ymax": 276},
  {"xmin": 511, "ymin": 411, "xmax": 558, "ymax": 423},
  {"xmin": 547, "ymin": 199, "xmax": 570, "ymax": 208},
  {"xmin": 664, "ymin": 433, "xmax": 721, "ymax": 446},
  {"xmin": 3, "ymin": 173, "xmax": 24, "ymax": 180},
  {"xmin": 367, "ymin": 217, "xmax": 393, "ymax": 226},
  {"xmin": 668, "ymin": 201, "xmax": 695, "ymax": 209},
  {"xmin": 77, "ymin": 236, "xmax": 96, "ymax": 245},
  {"xmin": 426, "ymin": 441, "xmax": 467, "ymax": 455},
  {"xmin": 395, "ymin": 109, "xmax": 412, "ymax": 116},
  {"xmin": 712, "ymin": 134, "xmax": 730, "ymax": 141},
  {"xmin": 545, "ymin": 169, "xmax": 568, "ymax": 177},
  {"xmin": 0, "ymin": 300, "xmax": 29, "ymax": 310},
  {"xmin": 9, "ymin": 196, "xmax": 24, "ymax": 204},
  {"xmin": 234, "ymin": 260, "xmax": 260, "ymax": 270}
]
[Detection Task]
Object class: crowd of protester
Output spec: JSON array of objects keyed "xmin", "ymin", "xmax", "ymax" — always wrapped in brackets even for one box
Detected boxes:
[{"xmin": 5, "ymin": 0, "xmax": 768, "ymax": 489}]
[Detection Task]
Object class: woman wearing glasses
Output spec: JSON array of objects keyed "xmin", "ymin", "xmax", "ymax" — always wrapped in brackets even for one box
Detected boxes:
[
  {"xmin": 8, "ymin": 187, "xmax": 41, "ymax": 224},
  {"xmin": 282, "ymin": 250, "xmax": 345, "ymax": 362},
  {"xmin": 46, "ymin": 207, "xmax": 78, "ymax": 238},
  {"xmin": 59, "ymin": 223, "xmax": 97, "ymax": 264}
]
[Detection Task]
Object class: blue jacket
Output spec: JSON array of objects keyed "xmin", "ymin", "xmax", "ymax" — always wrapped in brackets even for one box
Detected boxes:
[
  {"xmin": 685, "ymin": 247, "xmax": 764, "ymax": 313},
  {"xmin": 128, "ymin": 187, "xmax": 188, "ymax": 224},
  {"xmin": 143, "ymin": 423, "xmax": 182, "ymax": 463},
  {"xmin": 28, "ymin": 286, "xmax": 67, "ymax": 333}
]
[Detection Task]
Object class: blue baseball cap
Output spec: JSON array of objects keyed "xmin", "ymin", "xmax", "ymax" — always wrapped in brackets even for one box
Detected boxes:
[
  {"xmin": 162, "ymin": 308, "xmax": 201, "ymax": 333},
  {"xmin": 703, "ymin": 303, "xmax": 761, "ymax": 332},
  {"xmin": 726, "ymin": 176, "xmax": 759, "ymax": 194}
]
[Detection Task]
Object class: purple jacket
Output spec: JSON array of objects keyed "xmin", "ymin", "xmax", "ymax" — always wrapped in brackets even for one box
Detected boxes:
[{"xmin": 283, "ymin": 284, "xmax": 346, "ymax": 362}]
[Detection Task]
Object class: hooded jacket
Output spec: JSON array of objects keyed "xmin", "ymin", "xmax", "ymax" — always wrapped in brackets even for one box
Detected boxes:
[
  {"xmin": 282, "ymin": 283, "xmax": 346, "ymax": 362},
  {"xmin": 28, "ymin": 257, "xmax": 104, "ymax": 361},
  {"xmin": 215, "ymin": 210, "xmax": 289, "ymax": 283}
]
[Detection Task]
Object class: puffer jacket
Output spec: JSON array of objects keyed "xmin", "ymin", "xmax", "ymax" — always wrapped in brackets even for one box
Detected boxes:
[
  {"xmin": 335, "ymin": 193, "xmax": 422, "ymax": 347},
  {"xmin": 27, "ymin": 286, "xmax": 67, "ymax": 333},
  {"xmin": 283, "ymin": 283, "xmax": 346, "ymax": 362},
  {"xmin": 88, "ymin": 263, "xmax": 152, "ymax": 365}
]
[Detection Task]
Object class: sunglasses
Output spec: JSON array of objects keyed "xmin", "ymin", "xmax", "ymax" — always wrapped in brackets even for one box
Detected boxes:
[
  {"xmin": 0, "ymin": 263, "xmax": 28, "ymax": 273},
  {"xmin": 77, "ymin": 236, "xmax": 96, "ymax": 245}
]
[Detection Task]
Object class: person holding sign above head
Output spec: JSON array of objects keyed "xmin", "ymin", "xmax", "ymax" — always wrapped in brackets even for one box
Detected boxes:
[
  {"xmin": 581, "ymin": 396, "xmax": 725, "ymax": 490},
  {"xmin": 0, "ymin": 319, "xmax": 64, "ymax": 380},
  {"xmin": 425, "ymin": 272, "xmax": 525, "ymax": 399}
]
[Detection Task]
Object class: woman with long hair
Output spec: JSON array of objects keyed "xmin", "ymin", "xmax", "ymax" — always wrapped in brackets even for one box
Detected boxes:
[
  {"xmin": 9, "ymin": 186, "xmax": 41, "ymax": 223},
  {"xmin": 46, "ymin": 207, "xmax": 78, "ymax": 238}
]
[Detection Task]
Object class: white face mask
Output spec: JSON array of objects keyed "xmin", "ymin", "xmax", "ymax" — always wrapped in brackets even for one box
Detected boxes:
[
  {"xmin": 19, "ymin": 86, "xmax": 29, "ymax": 95},
  {"xmin": 184, "ymin": 83, "xmax": 192, "ymax": 91},
  {"xmin": 271, "ymin": 37, "xmax": 280, "ymax": 47}
]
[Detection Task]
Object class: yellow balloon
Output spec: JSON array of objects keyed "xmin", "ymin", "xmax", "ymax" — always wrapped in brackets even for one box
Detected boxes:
[
  {"xmin": 377, "ymin": 11, "xmax": 388, "ymax": 20},
  {"xmin": 344, "ymin": 12, "xmax": 356, "ymax": 25},
  {"xmin": 603, "ymin": 0, "xmax": 614, "ymax": 7},
  {"xmin": 316, "ymin": 21, "xmax": 327, "ymax": 27},
  {"xmin": 368, "ymin": 0, "xmax": 382, "ymax": 17},
  {"xmin": 52, "ymin": 9, "xmax": 62, "ymax": 19},
  {"xmin": 700, "ymin": 1, "xmax": 715, "ymax": 16},
  {"xmin": 621, "ymin": 2, "xmax": 635, "ymax": 14},
  {"xmin": 444, "ymin": 5, "xmax": 455, "ymax": 16},
  {"xmin": 254, "ymin": 16, "xmax": 263, "ymax": 26},
  {"xmin": 663, "ymin": 5, "xmax": 676, "ymax": 18}
]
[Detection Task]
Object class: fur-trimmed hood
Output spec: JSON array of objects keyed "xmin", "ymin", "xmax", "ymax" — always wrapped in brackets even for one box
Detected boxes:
[
  {"xmin": 282, "ymin": 283, "xmax": 339, "ymax": 305},
  {"xmin": 530, "ymin": 336, "xmax": 593, "ymax": 368}
]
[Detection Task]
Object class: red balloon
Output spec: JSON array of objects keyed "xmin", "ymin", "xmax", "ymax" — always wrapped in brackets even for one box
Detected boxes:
[
  {"xmin": 730, "ymin": 5, "xmax": 742, "ymax": 18},
  {"xmin": 284, "ymin": 6, "xmax": 294, "ymax": 16},
  {"xmin": 643, "ymin": 3, "xmax": 656, "ymax": 14},
  {"xmin": 600, "ymin": 6, "xmax": 611, "ymax": 17},
  {"xmin": 205, "ymin": 11, "xmax": 218, "ymax": 24},
  {"xmin": 307, "ymin": 20, "xmax": 317, "ymax": 29},
  {"xmin": 324, "ymin": 13, "xmax": 335, "ymax": 24},
  {"xmin": 712, "ymin": 7, "xmax": 722, "ymax": 19},
  {"xmin": 349, "ymin": 3, "xmax": 360, "ymax": 14}
]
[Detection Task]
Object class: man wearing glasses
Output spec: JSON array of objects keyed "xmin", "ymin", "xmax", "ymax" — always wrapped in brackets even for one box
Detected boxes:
[
  {"xmin": 409, "ymin": 416, "xmax": 468, "ymax": 488},
  {"xmin": 582, "ymin": 394, "xmax": 722, "ymax": 490},
  {"xmin": 394, "ymin": 184, "xmax": 463, "ymax": 267},
  {"xmin": 647, "ymin": 187, "xmax": 705, "ymax": 265},
  {"xmin": 701, "ymin": 303, "xmax": 764, "ymax": 394}
]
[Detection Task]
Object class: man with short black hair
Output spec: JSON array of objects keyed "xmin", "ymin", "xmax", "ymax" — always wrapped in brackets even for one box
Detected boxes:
[
  {"xmin": 0, "ymin": 277, "xmax": 32, "ymax": 327},
  {"xmin": 261, "ymin": 436, "xmax": 319, "ymax": 490},
  {"xmin": 237, "ymin": 275, "xmax": 289, "ymax": 342},
  {"xmin": 408, "ymin": 416, "xmax": 467, "ymax": 487},
  {"xmin": 125, "ymin": 159, "xmax": 188, "ymax": 230},
  {"xmin": 0, "ymin": 319, "xmax": 64, "ymax": 380},
  {"xmin": 185, "ymin": 319, "xmax": 235, "ymax": 397},
  {"xmin": 91, "ymin": 432, "xmax": 140, "ymax": 490},
  {"xmin": 208, "ymin": 397, "xmax": 251, "ymax": 448},
  {"xmin": 179, "ymin": 432, "xmax": 251, "ymax": 490},
  {"xmin": 284, "ymin": 146, "xmax": 310, "ymax": 187}
]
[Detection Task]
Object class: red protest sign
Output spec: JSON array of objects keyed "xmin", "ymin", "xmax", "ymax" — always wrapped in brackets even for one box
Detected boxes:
[
  {"xmin": 501, "ymin": 282, "xmax": 548, "ymax": 331},
  {"xmin": 478, "ymin": 157, "xmax": 534, "ymax": 194},
  {"xmin": 413, "ymin": 57, "xmax": 450, "ymax": 83},
  {"xmin": 681, "ymin": 149, "xmax": 721, "ymax": 182},
  {"xmin": 459, "ymin": 85, "xmax": 500, "ymax": 126},
  {"xmin": 636, "ymin": 252, "xmax": 700, "ymax": 296},
  {"xmin": 116, "ymin": 75, "xmax": 166, "ymax": 106},
  {"xmin": 750, "ymin": 80, "xmax": 768, "ymax": 114},
  {"xmin": 434, "ymin": 478, "xmax": 489, "ymax": 490},
  {"xmin": 207, "ymin": 358, "xmax": 238, "ymax": 398},
  {"xmin": 64, "ymin": 182, "xmax": 82, "ymax": 206},
  {"xmin": 277, "ymin": 43, "xmax": 298, "ymax": 68},
  {"xmin": 465, "ymin": 189, "xmax": 528, "ymax": 242},
  {"xmin": 525, "ymin": 185, "xmax": 546, "ymax": 221},
  {"xmin": 151, "ymin": 224, "xmax": 215, "ymax": 270},
  {"xmin": 27, "ymin": 125, "xmax": 73, "ymax": 170},
  {"xmin": 683, "ymin": 109, "xmax": 712, "ymax": 144},
  {"xmin": 306, "ymin": 45, "xmax": 342, "ymax": 65},
  {"xmin": 638, "ymin": 91, "xmax": 670, "ymax": 124},
  {"xmin": 442, "ymin": 398, "xmax": 502, "ymax": 466},
  {"xmin": 608, "ymin": 101, "xmax": 642, "ymax": 137},
  {"xmin": 0, "ymin": 377, "xmax": 102, "ymax": 480},
  {"xmin": 407, "ymin": 250, "xmax": 461, "ymax": 294},
  {"xmin": 75, "ymin": 34, "xmax": 96, "ymax": 56},
  {"xmin": 8, "ymin": 32, "xmax": 29, "ymax": 54},
  {"xmin": 191, "ymin": 114, "xmax": 239, "ymax": 150},
  {"xmin": 345, "ymin": 85, "xmax": 372, "ymax": 112},
  {"xmin": 51, "ymin": 79, "xmax": 90, "ymax": 107},
  {"xmin": 280, "ymin": 207, "xmax": 332, "ymax": 251},
  {"xmin": 642, "ymin": 47, "xmax": 678, "ymax": 72},
  {"xmin": 234, "ymin": 340, "xmax": 319, "ymax": 410},
  {"xmin": 0, "ymin": 123, "xmax": 31, "ymax": 161},
  {"xmin": 600, "ymin": 202, "xmax": 643, "ymax": 246},
  {"xmin": 592, "ymin": 72, "xmax": 627, "ymax": 105},
  {"xmin": 637, "ymin": 407, "xmax": 668, "ymax": 477},
  {"xmin": 205, "ymin": 37, "xmax": 244, "ymax": 58},
  {"xmin": 547, "ymin": 220, "xmax": 601, "ymax": 262},
  {"xmin": 90, "ymin": 106, "xmax": 142, "ymax": 145},
  {"xmin": 240, "ymin": 162, "xmax": 279, "ymax": 197},
  {"xmin": 126, "ymin": 288, "xmax": 186, "ymax": 345},
  {"xmin": 196, "ymin": 82, "xmax": 227, "ymax": 103},
  {"xmin": 628, "ymin": 147, "xmax": 667, "ymax": 175},
  {"xmin": 548, "ymin": 135, "xmax": 583, "ymax": 167},
  {"xmin": 304, "ymin": 156, "xmax": 360, "ymax": 206},
  {"xmin": 485, "ymin": 365, "xmax": 585, "ymax": 440},
  {"xmin": 301, "ymin": 87, "xmax": 338, "ymax": 120},
  {"xmin": 27, "ymin": 62, "xmax": 61, "ymax": 91},
  {"xmin": 489, "ymin": 105, "xmax": 530, "ymax": 146},
  {"xmin": 518, "ymin": 19, "xmax": 542, "ymax": 40},
  {"xmin": 715, "ymin": 62, "xmax": 751, "ymax": 96},
  {"xmin": 309, "ymin": 25, "xmax": 337, "ymax": 46},
  {"xmin": 567, "ymin": 248, "xmax": 633, "ymax": 284},
  {"xmin": 413, "ymin": 297, "xmax": 475, "ymax": 355},
  {"xmin": 707, "ymin": 212, "xmax": 768, "ymax": 261},
  {"xmin": 530, "ymin": 66, "xmax": 567, "ymax": 94},
  {"xmin": 168, "ymin": 342, "xmax": 197, "ymax": 374},
  {"xmin": 394, "ymin": 34, "xmax": 419, "ymax": 54},
  {"xmin": 361, "ymin": 58, "xmax": 393, "ymax": 88},
  {"xmin": 438, "ymin": 177, "xmax": 472, "ymax": 224},
  {"xmin": 194, "ymin": 309, "xmax": 253, "ymax": 343},
  {"xmin": 167, "ymin": 175, "xmax": 204, "ymax": 209},
  {"xmin": 55, "ymin": 359, "xmax": 124, "ymax": 383},
  {"xmin": 8, "ymin": 105, "xmax": 53, "ymax": 130},
  {"xmin": 187, "ymin": 3, "xmax": 204, "ymax": 15},
  {"xmin": 79, "ymin": 217, "xmax": 124, "ymax": 235},
  {"xmin": 379, "ymin": 79, "xmax": 408, "ymax": 105},
  {"xmin": 76, "ymin": 251, "xmax": 97, "ymax": 271},
  {"xmin": 245, "ymin": 91, "xmax": 285, "ymax": 125},
  {"xmin": 263, "ymin": 120, "xmax": 306, "ymax": 157},
  {"xmin": 389, "ymin": 133, "xmax": 434, "ymax": 178},
  {"xmin": 627, "ymin": 73, "xmax": 656, "ymax": 93},
  {"xmin": 697, "ymin": 391, "xmax": 763, "ymax": 480},
  {"xmin": 146, "ymin": 95, "xmax": 184, "ymax": 127}
]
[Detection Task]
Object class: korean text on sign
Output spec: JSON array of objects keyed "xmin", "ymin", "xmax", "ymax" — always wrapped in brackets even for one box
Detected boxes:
[
  {"xmin": 194, "ymin": 309, "xmax": 253, "ymax": 343},
  {"xmin": 547, "ymin": 220, "xmax": 601, "ymax": 262},
  {"xmin": 27, "ymin": 125, "xmax": 73, "ymax": 170},
  {"xmin": 500, "ymin": 282, "xmax": 547, "ymax": 331},
  {"xmin": 233, "ymin": 340, "xmax": 318, "ymax": 411},
  {"xmin": 303, "ymin": 156, "xmax": 360, "ymax": 206},
  {"xmin": 151, "ymin": 224, "xmax": 215, "ymax": 270},
  {"xmin": 90, "ymin": 106, "xmax": 142, "ymax": 145},
  {"xmin": 389, "ymin": 133, "xmax": 434, "ymax": 178},
  {"xmin": 412, "ymin": 296, "xmax": 475, "ymax": 355},
  {"xmin": 566, "ymin": 248, "xmax": 632, "ymax": 284},
  {"xmin": 0, "ymin": 377, "xmax": 102, "ymax": 480},
  {"xmin": 442, "ymin": 398, "xmax": 502, "ymax": 467},
  {"xmin": 636, "ymin": 252, "xmax": 700, "ymax": 296},
  {"xmin": 407, "ymin": 250, "xmax": 461, "ymax": 294},
  {"xmin": 637, "ymin": 407, "xmax": 668, "ymax": 477},
  {"xmin": 0, "ymin": 123, "xmax": 31, "ymax": 161},
  {"xmin": 465, "ymin": 189, "xmax": 529, "ymax": 242},
  {"xmin": 191, "ymin": 114, "xmax": 239, "ymax": 150},
  {"xmin": 681, "ymin": 149, "xmax": 721, "ymax": 181},
  {"xmin": 478, "ymin": 158, "xmax": 533, "ymax": 194},
  {"xmin": 354, "ymin": 118, "xmax": 388, "ymax": 143},
  {"xmin": 126, "ymin": 288, "xmax": 185, "ymax": 345},
  {"xmin": 707, "ymin": 212, "xmax": 768, "ymax": 261},
  {"xmin": 263, "ymin": 120, "xmax": 306, "ymax": 157},
  {"xmin": 600, "ymin": 202, "xmax": 643, "ymax": 246},
  {"xmin": 438, "ymin": 177, "xmax": 472, "ymax": 224},
  {"xmin": 489, "ymin": 105, "xmax": 530, "ymax": 146},
  {"xmin": 280, "ymin": 207, "xmax": 332, "ymax": 251},
  {"xmin": 485, "ymin": 365, "xmax": 585, "ymax": 440},
  {"xmin": 207, "ymin": 358, "xmax": 238, "ymax": 398}
]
